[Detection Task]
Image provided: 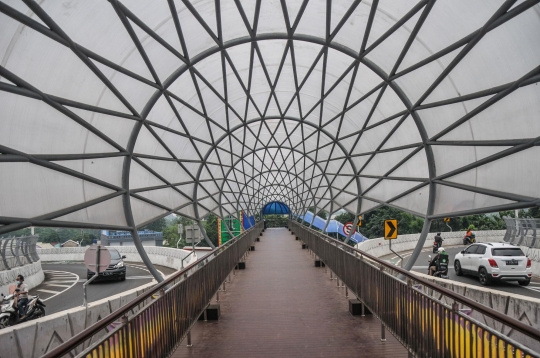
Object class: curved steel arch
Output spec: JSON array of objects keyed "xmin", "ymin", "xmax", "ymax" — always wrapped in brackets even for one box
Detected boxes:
[{"xmin": 0, "ymin": 0, "xmax": 539, "ymax": 283}]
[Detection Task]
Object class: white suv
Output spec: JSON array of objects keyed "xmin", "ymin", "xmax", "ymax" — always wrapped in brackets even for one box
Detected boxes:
[{"xmin": 454, "ymin": 243, "xmax": 532, "ymax": 286}]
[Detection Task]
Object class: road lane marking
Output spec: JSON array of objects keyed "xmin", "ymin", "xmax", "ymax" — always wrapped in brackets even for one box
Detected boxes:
[
  {"xmin": 45, "ymin": 283, "xmax": 72, "ymax": 288},
  {"xmin": 38, "ymin": 289, "xmax": 63, "ymax": 294},
  {"xmin": 77, "ymin": 275, "xmax": 153, "ymax": 283},
  {"xmin": 126, "ymin": 264, "xmax": 165, "ymax": 277},
  {"xmin": 41, "ymin": 270, "xmax": 79, "ymax": 302}
]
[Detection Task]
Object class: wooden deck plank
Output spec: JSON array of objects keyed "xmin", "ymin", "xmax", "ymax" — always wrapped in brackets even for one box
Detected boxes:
[{"xmin": 172, "ymin": 228, "xmax": 408, "ymax": 358}]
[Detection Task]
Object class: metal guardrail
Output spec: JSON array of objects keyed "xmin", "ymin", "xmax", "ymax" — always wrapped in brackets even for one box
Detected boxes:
[
  {"xmin": 41, "ymin": 221, "xmax": 263, "ymax": 358},
  {"xmin": 289, "ymin": 221, "xmax": 540, "ymax": 358},
  {"xmin": 503, "ymin": 217, "xmax": 540, "ymax": 248},
  {"xmin": 0, "ymin": 235, "xmax": 39, "ymax": 271}
]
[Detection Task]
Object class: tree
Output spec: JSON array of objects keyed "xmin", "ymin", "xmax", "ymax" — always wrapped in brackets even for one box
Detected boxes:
[
  {"xmin": 163, "ymin": 225, "xmax": 185, "ymax": 248},
  {"xmin": 204, "ymin": 214, "xmax": 219, "ymax": 247},
  {"xmin": 142, "ymin": 217, "xmax": 167, "ymax": 232},
  {"xmin": 307, "ymin": 206, "xmax": 328, "ymax": 220},
  {"xmin": 529, "ymin": 207, "xmax": 540, "ymax": 218},
  {"xmin": 334, "ymin": 211, "xmax": 355, "ymax": 224},
  {"xmin": 357, "ymin": 206, "xmax": 425, "ymax": 239},
  {"xmin": 264, "ymin": 215, "xmax": 288, "ymax": 227}
]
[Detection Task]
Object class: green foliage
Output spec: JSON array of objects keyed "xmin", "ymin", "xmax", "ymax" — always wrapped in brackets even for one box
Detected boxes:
[
  {"xmin": 264, "ymin": 215, "xmax": 288, "ymax": 227},
  {"xmin": 529, "ymin": 207, "xmax": 540, "ymax": 218},
  {"xmin": 163, "ymin": 225, "xmax": 183, "ymax": 248},
  {"xmin": 334, "ymin": 211, "xmax": 355, "ymax": 224},
  {"xmin": 359, "ymin": 207, "xmax": 425, "ymax": 239},
  {"xmin": 142, "ymin": 217, "xmax": 167, "ymax": 232},
  {"xmin": 307, "ymin": 206, "xmax": 328, "ymax": 220},
  {"xmin": 0, "ymin": 227, "xmax": 100, "ymax": 245},
  {"xmin": 204, "ymin": 214, "xmax": 219, "ymax": 247}
]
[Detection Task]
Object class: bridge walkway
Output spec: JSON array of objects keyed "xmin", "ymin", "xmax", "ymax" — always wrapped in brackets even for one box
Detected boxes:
[{"xmin": 172, "ymin": 228, "xmax": 407, "ymax": 357}]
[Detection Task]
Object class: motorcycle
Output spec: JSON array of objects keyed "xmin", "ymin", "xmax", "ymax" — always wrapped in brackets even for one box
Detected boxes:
[
  {"xmin": 432, "ymin": 239, "xmax": 443, "ymax": 253},
  {"xmin": 428, "ymin": 255, "xmax": 449, "ymax": 279},
  {"xmin": 0, "ymin": 292, "xmax": 46, "ymax": 329},
  {"xmin": 463, "ymin": 234, "xmax": 476, "ymax": 245}
]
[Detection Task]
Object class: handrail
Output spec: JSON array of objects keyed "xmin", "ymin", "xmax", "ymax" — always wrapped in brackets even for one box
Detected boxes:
[
  {"xmin": 289, "ymin": 220, "xmax": 540, "ymax": 356},
  {"xmin": 42, "ymin": 222, "xmax": 263, "ymax": 358}
]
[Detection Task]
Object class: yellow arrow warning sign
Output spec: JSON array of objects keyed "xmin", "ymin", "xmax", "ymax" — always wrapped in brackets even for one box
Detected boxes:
[{"xmin": 384, "ymin": 219, "xmax": 398, "ymax": 240}]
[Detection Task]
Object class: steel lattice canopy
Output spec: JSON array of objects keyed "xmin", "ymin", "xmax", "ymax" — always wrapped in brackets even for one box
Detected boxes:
[{"xmin": 0, "ymin": 0, "xmax": 539, "ymax": 234}]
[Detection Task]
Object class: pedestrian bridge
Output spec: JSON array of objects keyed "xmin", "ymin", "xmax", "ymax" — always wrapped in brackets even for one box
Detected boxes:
[
  {"xmin": 39, "ymin": 221, "xmax": 539, "ymax": 358},
  {"xmin": 1, "ymin": 1, "xmax": 540, "ymax": 356}
]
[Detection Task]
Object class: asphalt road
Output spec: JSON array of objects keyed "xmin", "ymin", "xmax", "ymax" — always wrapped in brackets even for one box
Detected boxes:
[
  {"xmin": 380, "ymin": 245, "xmax": 540, "ymax": 299},
  {"xmin": 28, "ymin": 262, "xmax": 177, "ymax": 315}
]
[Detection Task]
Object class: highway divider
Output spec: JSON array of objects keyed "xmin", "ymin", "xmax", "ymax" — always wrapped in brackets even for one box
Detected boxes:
[{"xmin": 37, "ymin": 245, "xmax": 194, "ymax": 271}]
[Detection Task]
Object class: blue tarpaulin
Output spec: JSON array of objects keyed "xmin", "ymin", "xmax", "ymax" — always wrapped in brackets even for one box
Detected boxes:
[
  {"xmin": 242, "ymin": 212, "xmax": 255, "ymax": 230},
  {"xmin": 297, "ymin": 211, "xmax": 367, "ymax": 244}
]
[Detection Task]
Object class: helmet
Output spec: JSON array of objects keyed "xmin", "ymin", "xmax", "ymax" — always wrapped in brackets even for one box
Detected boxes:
[
  {"xmin": 438, "ymin": 247, "xmax": 445, "ymax": 253},
  {"xmin": 437, "ymin": 232, "xmax": 441, "ymax": 235}
]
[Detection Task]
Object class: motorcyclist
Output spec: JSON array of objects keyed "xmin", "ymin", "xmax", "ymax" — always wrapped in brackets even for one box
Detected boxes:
[
  {"xmin": 464, "ymin": 226, "xmax": 475, "ymax": 244},
  {"xmin": 429, "ymin": 247, "xmax": 446, "ymax": 276},
  {"xmin": 434, "ymin": 232, "xmax": 443, "ymax": 247},
  {"xmin": 14, "ymin": 275, "xmax": 29, "ymax": 318}
]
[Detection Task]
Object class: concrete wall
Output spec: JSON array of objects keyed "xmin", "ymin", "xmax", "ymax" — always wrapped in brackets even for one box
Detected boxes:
[
  {"xmin": 0, "ymin": 280, "xmax": 156, "ymax": 358},
  {"xmin": 37, "ymin": 246, "xmax": 193, "ymax": 270},
  {"xmin": 355, "ymin": 230, "xmax": 507, "ymax": 257},
  {"xmin": 0, "ymin": 260, "xmax": 44, "ymax": 297}
]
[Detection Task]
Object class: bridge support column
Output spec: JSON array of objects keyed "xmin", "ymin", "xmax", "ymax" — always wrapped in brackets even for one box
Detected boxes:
[{"xmin": 380, "ymin": 323, "xmax": 386, "ymax": 342}]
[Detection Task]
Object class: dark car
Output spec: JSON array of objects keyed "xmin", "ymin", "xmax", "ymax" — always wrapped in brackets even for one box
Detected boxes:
[{"xmin": 87, "ymin": 247, "xmax": 127, "ymax": 281}]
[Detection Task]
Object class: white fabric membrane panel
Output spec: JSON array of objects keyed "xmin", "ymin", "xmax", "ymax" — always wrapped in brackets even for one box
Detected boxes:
[{"xmin": 0, "ymin": 0, "xmax": 538, "ymax": 232}]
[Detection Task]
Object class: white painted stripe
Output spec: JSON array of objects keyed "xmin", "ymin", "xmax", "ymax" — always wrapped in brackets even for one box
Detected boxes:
[
  {"xmin": 38, "ymin": 289, "xmax": 63, "ymax": 294},
  {"xmin": 126, "ymin": 264, "xmax": 165, "ymax": 277},
  {"xmin": 42, "ymin": 270, "xmax": 80, "ymax": 302},
  {"xmin": 47, "ymin": 280, "xmax": 77, "ymax": 284},
  {"xmin": 45, "ymin": 284, "xmax": 72, "ymax": 288},
  {"xmin": 127, "ymin": 276, "xmax": 153, "ymax": 279}
]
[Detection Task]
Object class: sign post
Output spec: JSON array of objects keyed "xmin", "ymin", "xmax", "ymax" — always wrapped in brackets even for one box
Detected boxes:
[
  {"xmin": 384, "ymin": 219, "xmax": 403, "ymax": 267},
  {"xmin": 343, "ymin": 222, "xmax": 355, "ymax": 236},
  {"xmin": 443, "ymin": 217, "xmax": 452, "ymax": 232},
  {"xmin": 82, "ymin": 245, "xmax": 111, "ymax": 306}
]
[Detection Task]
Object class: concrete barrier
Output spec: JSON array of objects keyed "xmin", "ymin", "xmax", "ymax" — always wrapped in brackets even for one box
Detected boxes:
[
  {"xmin": 355, "ymin": 230, "xmax": 507, "ymax": 258},
  {"xmin": 37, "ymin": 246, "xmax": 193, "ymax": 270},
  {"xmin": 0, "ymin": 280, "xmax": 157, "ymax": 358},
  {"xmin": 0, "ymin": 260, "xmax": 44, "ymax": 297}
]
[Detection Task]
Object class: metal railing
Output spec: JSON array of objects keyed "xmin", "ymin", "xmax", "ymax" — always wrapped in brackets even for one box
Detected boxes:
[
  {"xmin": 289, "ymin": 220, "xmax": 540, "ymax": 358},
  {"xmin": 0, "ymin": 235, "xmax": 39, "ymax": 271},
  {"xmin": 503, "ymin": 217, "xmax": 540, "ymax": 248},
  {"xmin": 42, "ymin": 222, "xmax": 263, "ymax": 358}
]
